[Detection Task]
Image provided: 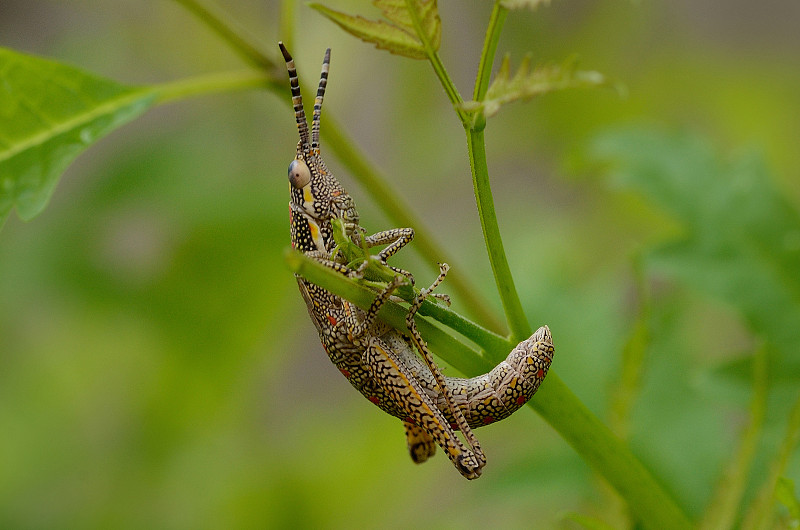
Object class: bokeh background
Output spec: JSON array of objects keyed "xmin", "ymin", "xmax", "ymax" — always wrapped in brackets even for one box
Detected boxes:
[{"xmin": 2, "ymin": 0, "xmax": 799, "ymax": 528}]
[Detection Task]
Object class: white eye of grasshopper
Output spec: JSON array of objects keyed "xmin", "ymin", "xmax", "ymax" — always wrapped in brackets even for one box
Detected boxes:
[{"xmin": 288, "ymin": 159, "xmax": 311, "ymax": 188}]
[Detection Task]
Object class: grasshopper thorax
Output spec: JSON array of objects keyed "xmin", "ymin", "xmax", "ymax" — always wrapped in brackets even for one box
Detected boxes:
[{"xmin": 280, "ymin": 42, "xmax": 359, "ymax": 254}]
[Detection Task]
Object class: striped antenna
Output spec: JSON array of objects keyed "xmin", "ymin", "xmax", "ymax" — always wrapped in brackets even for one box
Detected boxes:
[
  {"xmin": 311, "ymin": 48, "xmax": 331, "ymax": 150},
  {"xmin": 279, "ymin": 42, "xmax": 310, "ymax": 147}
]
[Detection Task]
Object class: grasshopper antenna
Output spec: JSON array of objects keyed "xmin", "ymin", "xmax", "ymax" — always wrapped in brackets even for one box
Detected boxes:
[
  {"xmin": 279, "ymin": 41, "xmax": 310, "ymax": 149},
  {"xmin": 311, "ymin": 48, "xmax": 331, "ymax": 151}
]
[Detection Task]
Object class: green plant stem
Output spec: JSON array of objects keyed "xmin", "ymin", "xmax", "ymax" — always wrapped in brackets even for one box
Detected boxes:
[
  {"xmin": 530, "ymin": 374, "xmax": 693, "ymax": 530},
  {"xmin": 403, "ymin": 0, "xmax": 468, "ymax": 123},
  {"xmin": 700, "ymin": 345, "xmax": 768, "ymax": 530},
  {"xmin": 464, "ymin": 0, "xmax": 531, "ymax": 340},
  {"xmin": 416, "ymin": 294, "xmax": 510, "ymax": 355},
  {"xmin": 428, "ymin": 51, "xmax": 468, "ymax": 123},
  {"xmin": 404, "ymin": 0, "xmax": 529, "ymax": 339},
  {"xmin": 171, "ymin": 0, "xmax": 274, "ymax": 69},
  {"xmin": 152, "ymin": 70, "xmax": 277, "ymax": 104},
  {"xmin": 609, "ymin": 254, "xmax": 650, "ymax": 440},
  {"xmin": 368, "ymin": 3, "xmax": 690, "ymax": 525},
  {"xmin": 466, "ymin": 127, "xmax": 531, "ymax": 341},
  {"xmin": 742, "ymin": 388, "xmax": 800, "ymax": 529},
  {"xmin": 474, "ymin": 1, "xmax": 508, "ymax": 103}
]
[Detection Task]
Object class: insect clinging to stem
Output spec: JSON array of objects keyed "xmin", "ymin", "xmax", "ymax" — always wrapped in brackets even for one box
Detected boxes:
[{"xmin": 279, "ymin": 41, "xmax": 555, "ymax": 479}]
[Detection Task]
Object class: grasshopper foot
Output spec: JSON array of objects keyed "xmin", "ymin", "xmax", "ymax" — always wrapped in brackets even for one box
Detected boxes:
[{"xmin": 456, "ymin": 453, "xmax": 484, "ymax": 480}]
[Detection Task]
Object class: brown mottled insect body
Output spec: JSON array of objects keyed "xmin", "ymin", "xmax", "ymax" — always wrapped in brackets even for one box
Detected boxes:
[{"xmin": 279, "ymin": 42, "xmax": 554, "ymax": 479}]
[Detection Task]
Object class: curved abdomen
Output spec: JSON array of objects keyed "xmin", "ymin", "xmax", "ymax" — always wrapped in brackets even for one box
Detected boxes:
[{"xmin": 387, "ymin": 325, "xmax": 555, "ymax": 430}]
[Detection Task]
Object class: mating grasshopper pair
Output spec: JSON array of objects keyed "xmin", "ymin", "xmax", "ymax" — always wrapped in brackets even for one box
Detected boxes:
[{"xmin": 279, "ymin": 43, "xmax": 554, "ymax": 479}]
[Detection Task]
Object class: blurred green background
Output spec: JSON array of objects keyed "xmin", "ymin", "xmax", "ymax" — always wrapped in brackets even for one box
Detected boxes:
[{"xmin": 2, "ymin": 0, "xmax": 799, "ymax": 528}]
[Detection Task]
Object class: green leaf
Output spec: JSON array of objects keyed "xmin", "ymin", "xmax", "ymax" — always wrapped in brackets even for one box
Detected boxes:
[
  {"xmin": 0, "ymin": 47, "xmax": 156, "ymax": 227},
  {"xmin": 467, "ymin": 54, "xmax": 608, "ymax": 118},
  {"xmin": 590, "ymin": 129, "xmax": 800, "ymax": 369},
  {"xmin": 310, "ymin": 0, "xmax": 441, "ymax": 60}
]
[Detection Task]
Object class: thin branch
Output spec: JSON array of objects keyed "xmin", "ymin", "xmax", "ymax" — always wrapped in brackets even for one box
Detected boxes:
[{"xmin": 171, "ymin": 0, "xmax": 274, "ymax": 69}]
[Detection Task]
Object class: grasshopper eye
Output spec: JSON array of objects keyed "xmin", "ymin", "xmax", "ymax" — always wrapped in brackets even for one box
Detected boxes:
[{"xmin": 288, "ymin": 159, "xmax": 311, "ymax": 188}]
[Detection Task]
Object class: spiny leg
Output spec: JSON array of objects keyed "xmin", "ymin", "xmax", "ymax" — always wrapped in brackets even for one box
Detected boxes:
[
  {"xmin": 363, "ymin": 336, "xmax": 482, "ymax": 479},
  {"xmin": 357, "ymin": 228, "xmax": 416, "ymax": 282},
  {"xmin": 343, "ymin": 274, "xmax": 406, "ymax": 339},
  {"xmin": 363, "ymin": 227, "xmax": 414, "ymax": 263},
  {"xmin": 305, "ymin": 250, "xmax": 357, "ymax": 277},
  {"xmin": 406, "ymin": 263, "xmax": 485, "ymax": 466}
]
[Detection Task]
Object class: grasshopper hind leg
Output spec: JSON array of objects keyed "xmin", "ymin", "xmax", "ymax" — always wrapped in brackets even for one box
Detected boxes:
[{"xmin": 362, "ymin": 336, "xmax": 483, "ymax": 479}]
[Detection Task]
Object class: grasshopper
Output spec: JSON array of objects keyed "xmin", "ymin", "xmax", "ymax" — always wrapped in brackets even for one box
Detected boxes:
[{"xmin": 279, "ymin": 42, "xmax": 555, "ymax": 479}]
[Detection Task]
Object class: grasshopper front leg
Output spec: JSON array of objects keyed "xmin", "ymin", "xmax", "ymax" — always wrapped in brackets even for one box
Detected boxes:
[
  {"xmin": 355, "ymin": 227, "xmax": 416, "ymax": 282},
  {"xmin": 362, "ymin": 227, "xmax": 414, "ymax": 265}
]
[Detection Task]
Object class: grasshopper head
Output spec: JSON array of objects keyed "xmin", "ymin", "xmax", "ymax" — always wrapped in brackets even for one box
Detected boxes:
[{"xmin": 280, "ymin": 42, "xmax": 359, "ymax": 254}]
